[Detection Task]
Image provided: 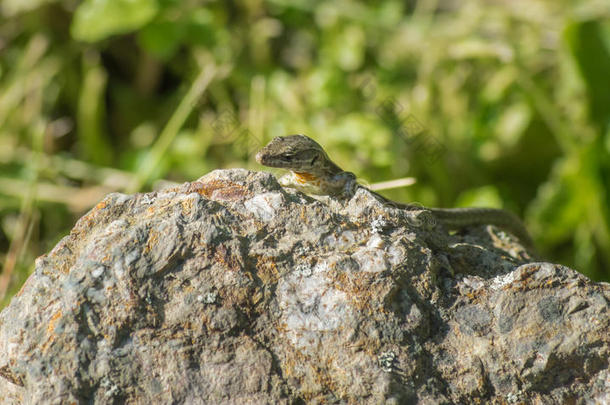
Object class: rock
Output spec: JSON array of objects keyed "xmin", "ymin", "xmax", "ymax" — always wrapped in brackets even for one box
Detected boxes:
[{"xmin": 0, "ymin": 169, "xmax": 608, "ymax": 404}]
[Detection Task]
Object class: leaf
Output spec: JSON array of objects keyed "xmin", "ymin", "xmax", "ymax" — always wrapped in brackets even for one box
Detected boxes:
[
  {"xmin": 335, "ymin": 25, "xmax": 365, "ymax": 71},
  {"xmin": 77, "ymin": 53, "xmax": 113, "ymax": 165},
  {"xmin": 528, "ymin": 146, "xmax": 599, "ymax": 245},
  {"xmin": 139, "ymin": 9, "xmax": 218, "ymax": 60},
  {"xmin": 1, "ymin": 0, "xmax": 54, "ymax": 17},
  {"xmin": 495, "ymin": 102, "xmax": 532, "ymax": 147},
  {"xmin": 563, "ymin": 19, "xmax": 610, "ymax": 132},
  {"xmin": 71, "ymin": 0, "xmax": 159, "ymax": 42},
  {"xmin": 456, "ymin": 186, "xmax": 503, "ymax": 209},
  {"xmin": 138, "ymin": 19, "xmax": 186, "ymax": 59}
]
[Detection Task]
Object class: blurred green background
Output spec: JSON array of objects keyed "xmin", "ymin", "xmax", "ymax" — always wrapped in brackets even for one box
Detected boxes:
[{"xmin": 1, "ymin": 0, "xmax": 609, "ymax": 306}]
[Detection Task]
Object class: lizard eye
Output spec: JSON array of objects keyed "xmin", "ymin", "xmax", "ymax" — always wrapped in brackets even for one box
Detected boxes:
[{"xmin": 310, "ymin": 155, "xmax": 318, "ymax": 165}]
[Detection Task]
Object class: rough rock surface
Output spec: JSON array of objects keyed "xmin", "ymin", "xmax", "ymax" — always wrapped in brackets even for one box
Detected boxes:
[{"xmin": 0, "ymin": 169, "xmax": 608, "ymax": 404}]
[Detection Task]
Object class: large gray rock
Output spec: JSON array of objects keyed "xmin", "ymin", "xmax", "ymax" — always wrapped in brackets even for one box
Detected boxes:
[{"xmin": 0, "ymin": 169, "xmax": 608, "ymax": 404}]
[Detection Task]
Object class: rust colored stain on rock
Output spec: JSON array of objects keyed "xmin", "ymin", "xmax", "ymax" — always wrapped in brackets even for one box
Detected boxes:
[
  {"xmin": 46, "ymin": 310, "xmax": 62, "ymax": 335},
  {"xmin": 186, "ymin": 180, "xmax": 251, "ymax": 201}
]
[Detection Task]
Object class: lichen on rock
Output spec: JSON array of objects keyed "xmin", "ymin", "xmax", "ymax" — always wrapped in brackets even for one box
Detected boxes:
[{"xmin": 0, "ymin": 169, "xmax": 608, "ymax": 404}]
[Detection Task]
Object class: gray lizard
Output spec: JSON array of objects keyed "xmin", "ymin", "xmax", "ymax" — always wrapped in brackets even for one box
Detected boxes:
[{"xmin": 256, "ymin": 134, "xmax": 535, "ymax": 251}]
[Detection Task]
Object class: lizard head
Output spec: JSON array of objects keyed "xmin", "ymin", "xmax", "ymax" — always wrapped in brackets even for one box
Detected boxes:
[
  {"xmin": 256, "ymin": 134, "xmax": 355, "ymax": 195},
  {"xmin": 255, "ymin": 134, "xmax": 334, "ymax": 174}
]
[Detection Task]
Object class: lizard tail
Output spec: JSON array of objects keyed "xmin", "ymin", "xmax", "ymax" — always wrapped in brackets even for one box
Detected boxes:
[{"xmin": 429, "ymin": 207, "xmax": 536, "ymax": 252}]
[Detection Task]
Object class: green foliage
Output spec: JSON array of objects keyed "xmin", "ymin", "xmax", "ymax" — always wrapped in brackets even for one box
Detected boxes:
[
  {"xmin": 71, "ymin": 0, "xmax": 159, "ymax": 42},
  {"xmin": 1, "ymin": 0, "xmax": 609, "ymax": 306},
  {"xmin": 564, "ymin": 19, "xmax": 610, "ymax": 131}
]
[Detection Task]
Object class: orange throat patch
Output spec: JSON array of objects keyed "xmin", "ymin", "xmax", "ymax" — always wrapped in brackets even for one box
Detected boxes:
[{"xmin": 294, "ymin": 172, "xmax": 318, "ymax": 184}]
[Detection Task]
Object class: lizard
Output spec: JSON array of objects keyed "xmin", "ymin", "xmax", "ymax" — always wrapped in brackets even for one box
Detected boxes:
[{"xmin": 255, "ymin": 134, "xmax": 535, "ymax": 251}]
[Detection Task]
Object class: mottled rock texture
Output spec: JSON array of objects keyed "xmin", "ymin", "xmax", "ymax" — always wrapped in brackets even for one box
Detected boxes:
[{"xmin": 0, "ymin": 169, "xmax": 608, "ymax": 404}]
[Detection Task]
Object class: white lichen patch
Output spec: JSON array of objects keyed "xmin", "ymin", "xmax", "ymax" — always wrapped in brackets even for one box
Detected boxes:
[
  {"xmin": 366, "ymin": 234, "xmax": 385, "ymax": 249},
  {"xmin": 277, "ymin": 260, "xmax": 355, "ymax": 350},
  {"xmin": 91, "ymin": 266, "xmax": 105, "ymax": 278},
  {"xmin": 352, "ymin": 249, "xmax": 387, "ymax": 273},
  {"xmin": 244, "ymin": 192, "xmax": 284, "ymax": 222},
  {"xmin": 351, "ymin": 235, "xmax": 389, "ymax": 273},
  {"xmin": 112, "ymin": 193, "xmax": 133, "ymax": 205},
  {"xmin": 86, "ymin": 286, "xmax": 107, "ymax": 306},
  {"xmin": 370, "ymin": 215, "xmax": 388, "ymax": 234},
  {"xmin": 323, "ymin": 230, "xmax": 358, "ymax": 251},
  {"xmin": 490, "ymin": 271, "xmax": 518, "ymax": 290},
  {"xmin": 462, "ymin": 276, "xmax": 486, "ymax": 291},
  {"xmin": 155, "ymin": 191, "xmax": 178, "ymax": 200},
  {"xmin": 386, "ymin": 244, "xmax": 406, "ymax": 268},
  {"xmin": 294, "ymin": 264, "xmax": 313, "ymax": 277},
  {"xmin": 198, "ymin": 292, "xmax": 218, "ymax": 304},
  {"xmin": 106, "ymin": 219, "xmax": 129, "ymax": 233},
  {"xmin": 139, "ymin": 194, "xmax": 156, "ymax": 205}
]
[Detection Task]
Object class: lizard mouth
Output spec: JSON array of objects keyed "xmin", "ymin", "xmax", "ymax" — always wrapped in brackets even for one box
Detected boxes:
[
  {"xmin": 255, "ymin": 151, "xmax": 291, "ymax": 167},
  {"xmin": 255, "ymin": 151, "xmax": 272, "ymax": 165}
]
